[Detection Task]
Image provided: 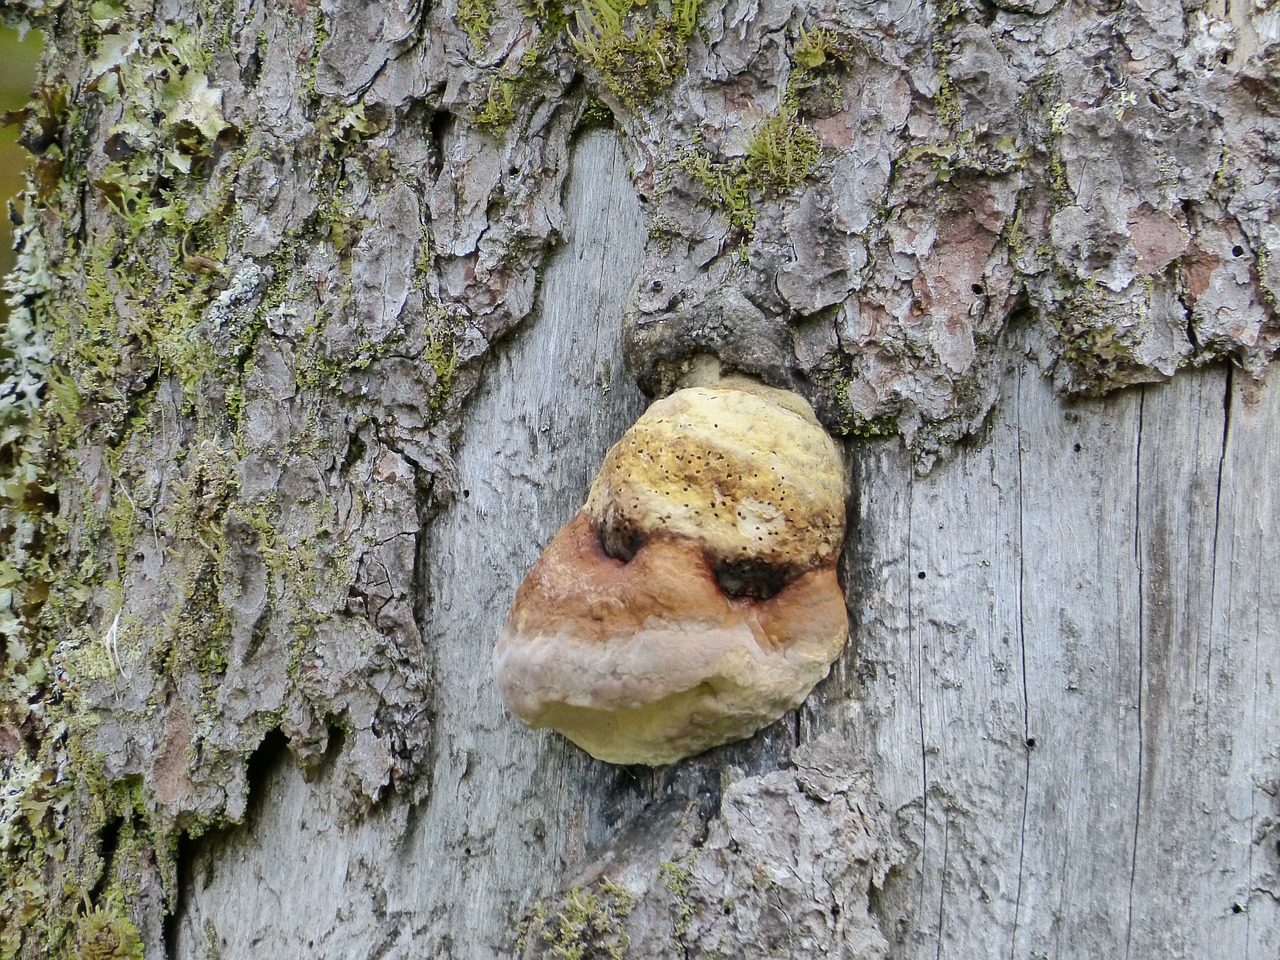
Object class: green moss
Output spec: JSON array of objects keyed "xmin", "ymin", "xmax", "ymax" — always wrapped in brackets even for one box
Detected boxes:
[
  {"xmin": 70, "ymin": 903, "xmax": 145, "ymax": 960},
  {"xmin": 933, "ymin": 72, "xmax": 962, "ymax": 130},
  {"xmin": 469, "ymin": 31, "xmax": 563, "ymax": 135},
  {"xmin": 577, "ymin": 94, "xmax": 615, "ymax": 130},
  {"xmin": 676, "ymin": 148, "xmax": 756, "ymax": 233},
  {"xmin": 814, "ymin": 353, "xmax": 900, "ymax": 439},
  {"xmin": 794, "ymin": 26, "xmax": 840, "ymax": 70},
  {"xmin": 743, "ymin": 104, "xmax": 821, "ymax": 193},
  {"xmin": 673, "ymin": 102, "xmax": 821, "ymax": 240},
  {"xmin": 424, "ymin": 326, "xmax": 459, "ymax": 416},
  {"xmin": 474, "ymin": 74, "xmax": 518, "ymax": 129},
  {"xmin": 569, "ymin": 0, "xmax": 701, "ymax": 110},
  {"xmin": 523, "ymin": 880, "xmax": 638, "ymax": 960}
]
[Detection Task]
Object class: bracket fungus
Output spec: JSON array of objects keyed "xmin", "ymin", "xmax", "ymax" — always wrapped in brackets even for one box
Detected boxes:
[{"xmin": 493, "ymin": 377, "xmax": 849, "ymax": 765}]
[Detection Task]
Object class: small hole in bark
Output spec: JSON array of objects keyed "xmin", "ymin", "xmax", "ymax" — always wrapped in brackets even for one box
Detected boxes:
[
  {"xmin": 1220, "ymin": 50, "xmax": 1230, "ymax": 65},
  {"xmin": 971, "ymin": 283, "xmax": 984, "ymax": 295},
  {"xmin": 1073, "ymin": 443, "xmax": 1082, "ymax": 452},
  {"xmin": 1233, "ymin": 245, "xmax": 1245, "ymax": 257},
  {"xmin": 89, "ymin": 815, "xmax": 125, "ymax": 904},
  {"xmin": 428, "ymin": 110, "xmax": 454, "ymax": 179},
  {"xmin": 917, "ymin": 571, "xmax": 926, "ymax": 580},
  {"xmin": 462, "ymin": 489, "xmax": 470, "ymax": 498},
  {"xmin": 1026, "ymin": 736, "xmax": 1037, "ymax": 748},
  {"xmin": 1232, "ymin": 903, "xmax": 1245, "ymax": 914}
]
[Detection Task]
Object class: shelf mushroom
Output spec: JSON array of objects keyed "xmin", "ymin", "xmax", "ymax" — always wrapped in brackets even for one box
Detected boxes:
[{"xmin": 493, "ymin": 377, "xmax": 849, "ymax": 765}]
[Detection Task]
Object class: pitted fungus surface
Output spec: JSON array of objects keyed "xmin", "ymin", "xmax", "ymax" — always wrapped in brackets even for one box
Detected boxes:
[{"xmin": 494, "ymin": 383, "xmax": 849, "ymax": 765}]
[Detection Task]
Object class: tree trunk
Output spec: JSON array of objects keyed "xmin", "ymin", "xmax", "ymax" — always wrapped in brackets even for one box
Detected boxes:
[{"xmin": 1, "ymin": 0, "xmax": 1277, "ymax": 957}]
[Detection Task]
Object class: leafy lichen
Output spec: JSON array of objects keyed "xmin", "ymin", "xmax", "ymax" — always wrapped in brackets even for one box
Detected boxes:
[{"xmin": 458, "ymin": 0, "xmax": 499, "ymax": 50}]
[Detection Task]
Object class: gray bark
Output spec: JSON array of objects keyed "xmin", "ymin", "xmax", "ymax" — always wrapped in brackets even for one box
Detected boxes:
[{"xmin": 0, "ymin": 0, "xmax": 1277, "ymax": 958}]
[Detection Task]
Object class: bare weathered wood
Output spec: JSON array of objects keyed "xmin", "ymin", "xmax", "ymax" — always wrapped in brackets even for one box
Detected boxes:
[
  {"xmin": 171, "ymin": 129, "xmax": 647, "ymax": 958},
  {"xmin": 170, "ymin": 323, "xmax": 1280, "ymax": 959},
  {"xmin": 841, "ymin": 357, "xmax": 1280, "ymax": 960}
]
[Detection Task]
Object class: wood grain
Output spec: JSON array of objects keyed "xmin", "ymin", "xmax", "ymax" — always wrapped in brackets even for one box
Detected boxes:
[{"xmin": 172, "ymin": 139, "xmax": 1280, "ymax": 959}]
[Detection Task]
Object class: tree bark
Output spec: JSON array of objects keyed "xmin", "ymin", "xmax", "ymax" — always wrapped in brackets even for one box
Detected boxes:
[{"xmin": 0, "ymin": 0, "xmax": 1276, "ymax": 957}]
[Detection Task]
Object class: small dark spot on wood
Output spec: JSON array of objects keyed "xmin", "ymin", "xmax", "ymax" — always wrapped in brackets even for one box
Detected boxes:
[
  {"xmin": 1073, "ymin": 443, "xmax": 1082, "ymax": 453},
  {"xmin": 1026, "ymin": 736, "xmax": 1037, "ymax": 748},
  {"xmin": 971, "ymin": 283, "xmax": 984, "ymax": 295},
  {"xmin": 1232, "ymin": 245, "xmax": 1245, "ymax": 257},
  {"xmin": 1232, "ymin": 902, "xmax": 1245, "ymax": 914},
  {"xmin": 462, "ymin": 489, "xmax": 470, "ymax": 498},
  {"xmin": 917, "ymin": 571, "xmax": 926, "ymax": 579}
]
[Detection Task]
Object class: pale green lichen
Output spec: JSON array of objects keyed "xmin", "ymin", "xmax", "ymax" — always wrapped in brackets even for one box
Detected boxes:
[
  {"xmin": 905, "ymin": 127, "xmax": 1025, "ymax": 183},
  {"xmin": 85, "ymin": 24, "xmax": 234, "ymax": 230},
  {"xmin": 659, "ymin": 858, "xmax": 695, "ymax": 942},
  {"xmin": 1051, "ymin": 278, "xmax": 1153, "ymax": 394},
  {"xmin": 458, "ymin": 0, "xmax": 499, "ymax": 50},
  {"xmin": 0, "ymin": 223, "xmax": 53, "ymax": 644}
]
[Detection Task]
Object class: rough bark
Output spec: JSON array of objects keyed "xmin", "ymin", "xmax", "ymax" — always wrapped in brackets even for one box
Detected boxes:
[{"xmin": 0, "ymin": 0, "xmax": 1276, "ymax": 957}]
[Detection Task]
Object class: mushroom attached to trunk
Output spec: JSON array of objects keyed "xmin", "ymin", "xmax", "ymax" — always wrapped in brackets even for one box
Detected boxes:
[{"xmin": 493, "ymin": 377, "xmax": 848, "ymax": 765}]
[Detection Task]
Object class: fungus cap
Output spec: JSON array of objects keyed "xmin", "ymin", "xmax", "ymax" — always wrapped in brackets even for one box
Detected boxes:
[
  {"xmin": 494, "ymin": 383, "xmax": 848, "ymax": 765},
  {"xmin": 584, "ymin": 382, "xmax": 846, "ymax": 586}
]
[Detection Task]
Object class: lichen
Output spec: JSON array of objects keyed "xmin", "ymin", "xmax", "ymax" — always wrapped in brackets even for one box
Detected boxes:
[
  {"xmin": 1050, "ymin": 279, "xmax": 1154, "ymax": 394},
  {"xmin": 0, "ymin": 221, "xmax": 53, "ymax": 644},
  {"xmin": 659, "ymin": 859, "xmax": 695, "ymax": 941},
  {"xmin": 457, "ymin": 0, "xmax": 498, "ymax": 50}
]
